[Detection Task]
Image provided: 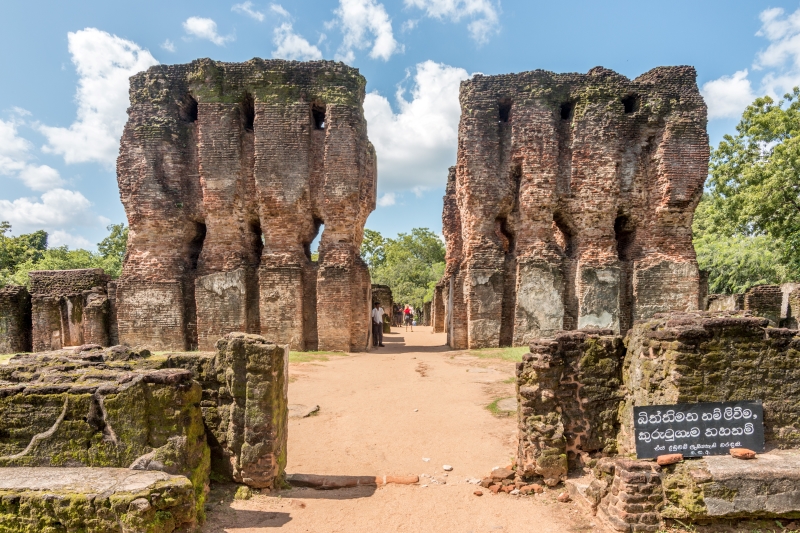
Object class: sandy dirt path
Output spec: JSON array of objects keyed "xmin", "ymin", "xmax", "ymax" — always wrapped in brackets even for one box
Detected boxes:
[{"xmin": 203, "ymin": 327, "xmax": 596, "ymax": 533}]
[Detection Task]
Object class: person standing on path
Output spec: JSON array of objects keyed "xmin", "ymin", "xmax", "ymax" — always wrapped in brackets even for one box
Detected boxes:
[
  {"xmin": 372, "ymin": 302, "xmax": 385, "ymax": 347},
  {"xmin": 404, "ymin": 305, "xmax": 414, "ymax": 332}
]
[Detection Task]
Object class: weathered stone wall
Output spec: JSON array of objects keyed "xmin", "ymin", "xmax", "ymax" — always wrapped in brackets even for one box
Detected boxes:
[
  {"xmin": 0, "ymin": 351, "xmax": 209, "ymax": 515},
  {"xmin": 516, "ymin": 330, "xmax": 625, "ymax": 486},
  {"xmin": 22, "ymin": 269, "xmax": 114, "ymax": 352},
  {"xmin": 619, "ymin": 312, "xmax": 800, "ymax": 453},
  {"xmin": 443, "ymin": 67, "xmax": 708, "ymax": 348},
  {"xmin": 743, "ymin": 284, "xmax": 783, "ymax": 326},
  {"xmin": 432, "ymin": 282, "xmax": 445, "ymax": 333},
  {"xmin": 0, "ymin": 332, "xmax": 288, "ymax": 497},
  {"xmin": 788, "ymin": 288, "xmax": 800, "ymax": 330},
  {"xmin": 706, "ymin": 293, "xmax": 744, "ymax": 313},
  {"xmin": 116, "ymin": 58, "xmax": 376, "ymax": 352},
  {"xmin": 0, "ymin": 286, "xmax": 31, "ymax": 353}
]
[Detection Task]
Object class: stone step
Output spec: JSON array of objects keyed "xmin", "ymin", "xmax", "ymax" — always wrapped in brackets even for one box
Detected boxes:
[{"xmin": 0, "ymin": 467, "xmax": 197, "ymax": 532}]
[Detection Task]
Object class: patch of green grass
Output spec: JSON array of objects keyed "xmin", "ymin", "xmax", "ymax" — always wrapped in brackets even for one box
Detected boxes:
[
  {"xmin": 486, "ymin": 398, "xmax": 515, "ymax": 417},
  {"xmin": 503, "ymin": 376, "xmax": 516, "ymax": 384},
  {"xmin": 289, "ymin": 351, "xmax": 349, "ymax": 363},
  {"xmin": 0, "ymin": 353, "xmax": 20, "ymax": 365},
  {"xmin": 468, "ymin": 346, "xmax": 528, "ymax": 362}
]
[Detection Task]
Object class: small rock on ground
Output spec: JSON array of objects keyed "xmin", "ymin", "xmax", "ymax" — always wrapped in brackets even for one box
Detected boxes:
[
  {"xmin": 730, "ymin": 447, "xmax": 757, "ymax": 459},
  {"xmin": 288, "ymin": 404, "xmax": 320, "ymax": 419}
]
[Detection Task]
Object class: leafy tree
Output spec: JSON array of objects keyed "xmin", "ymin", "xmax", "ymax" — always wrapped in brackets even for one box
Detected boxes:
[
  {"xmin": 363, "ymin": 228, "xmax": 445, "ymax": 309},
  {"xmin": 98, "ymin": 223, "xmax": 128, "ymax": 263},
  {"xmin": 694, "ymin": 89, "xmax": 800, "ymax": 292},
  {"xmin": 0, "ymin": 222, "xmax": 128, "ymax": 287}
]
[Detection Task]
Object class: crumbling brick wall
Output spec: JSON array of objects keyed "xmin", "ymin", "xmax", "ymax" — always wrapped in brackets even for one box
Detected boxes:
[
  {"xmin": 516, "ymin": 329, "xmax": 625, "ymax": 486},
  {"xmin": 619, "ymin": 312, "xmax": 800, "ymax": 453},
  {"xmin": 706, "ymin": 293, "xmax": 744, "ymax": 313},
  {"xmin": 28, "ymin": 269, "xmax": 112, "ymax": 352},
  {"xmin": 432, "ymin": 282, "xmax": 445, "ymax": 333},
  {"xmin": 116, "ymin": 58, "xmax": 376, "ymax": 351},
  {"xmin": 744, "ymin": 284, "xmax": 783, "ymax": 326},
  {"xmin": 0, "ymin": 286, "xmax": 31, "ymax": 353},
  {"xmin": 442, "ymin": 67, "xmax": 708, "ymax": 348}
]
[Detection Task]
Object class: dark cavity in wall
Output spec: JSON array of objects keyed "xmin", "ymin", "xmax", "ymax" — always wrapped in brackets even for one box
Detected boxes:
[
  {"xmin": 614, "ymin": 215, "xmax": 636, "ymax": 261},
  {"xmin": 614, "ymin": 214, "xmax": 636, "ymax": 333},
  {"xmin": 241, "ymin": 92, "xmax": 255, "ymax": 131},
  {"xmin": 247, "ymin": 219, "xmax": 263, "ymax": 334},
  {"xmin": 560, "ymin": 101, "xmax": 575, "ymax": 121},
  {"xmin": 622, "ymin": 94, "xmax": 640, "ymax": 114},
  {"xmin": 554, "ymin": 213, "xmax": 578, "ymax": 330},
  {"xmin": 179, "ymin": 94, "xmax": 198, "ymax": 123},
  {"xmin": 497, "ymin": 216, "xmax": 517, "ymax": 347},
  {"xmin": 312, "ymin": 104, "xmax": 326, "ymax": 130},
  {"xmin": 184, "ymin": 221, "xmax": 206, "ymax": 350},
  {"xmin": 498, "ymin": 98, "xmax": 512, "ymax": 123}
]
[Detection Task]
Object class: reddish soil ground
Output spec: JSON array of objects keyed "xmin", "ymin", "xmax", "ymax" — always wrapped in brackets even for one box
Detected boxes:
[{"xmin": 202, "ymin": 327, "xmax": 595, "ymax": 533}]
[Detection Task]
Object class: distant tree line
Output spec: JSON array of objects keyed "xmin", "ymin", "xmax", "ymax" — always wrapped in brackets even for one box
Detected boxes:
[
  {"xmin": 360, "ymin": 227, "xmax": 445, "ymax": 309},
  {"xmin": 0, "ymin": 222, "xmax": 128, "ymax": 287},
  {"xmin": 694, "ymin": 88, "xmax": 800, "ymax": 293}
]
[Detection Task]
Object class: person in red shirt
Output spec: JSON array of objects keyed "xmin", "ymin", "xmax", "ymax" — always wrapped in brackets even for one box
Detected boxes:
[{"xmin": 404, "ymin": 305, "xmax": 413, "ymax": 332}]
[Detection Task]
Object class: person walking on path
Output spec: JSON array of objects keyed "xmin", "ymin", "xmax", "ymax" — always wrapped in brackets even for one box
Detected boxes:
[
  {"xmin": 372, "ymin": 302, "xmax": 385, "ymax": 347},
  {"xmin": 404, "ymin": 305, "xmax": 414, "ymax": 332}
]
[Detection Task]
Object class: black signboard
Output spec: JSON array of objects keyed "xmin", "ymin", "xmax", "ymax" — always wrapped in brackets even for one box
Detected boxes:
[{"xmin": 633, "ymin": 401, "xmax": 764, "ymax": 459}]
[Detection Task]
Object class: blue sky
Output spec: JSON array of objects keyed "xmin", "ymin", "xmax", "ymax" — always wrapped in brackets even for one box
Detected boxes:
[{"xmin": 1, "ymin": 0, "xmax": 799, "ymax": 249}]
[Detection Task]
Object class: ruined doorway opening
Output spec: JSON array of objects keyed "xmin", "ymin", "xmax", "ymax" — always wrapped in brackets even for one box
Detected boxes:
[
  {"xmin": 622, "ymin": 94, "xmax": 640, "ymax": 114},
  {"xmin": 241, "ymin": 92, "xmax": 255, "ymax": 131},
  {"xmin": 185, "ymin": 221, "xmax": 207, "ymax": 350},
  {"xmin": 312, "ymin": 104, "xmax": 326, "ymax": 130},
  {"xmin": 303, "ymin": 217, "xmax": 323, "ymax": 351},
  {"xmin": 497, "ymin": 216, "xmax": 517, "ymax": 347},
  {"xmin": 179, "ymin": 94, "xmax": 198, "ymax": 123}
]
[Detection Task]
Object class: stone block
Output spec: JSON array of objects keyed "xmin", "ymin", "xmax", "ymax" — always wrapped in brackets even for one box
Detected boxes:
[
  {"xmin": 513, "ymin": 260, "xmax": 565, "ymax": 345},
  {"xmin": 619, "ymin": 312, "xmax": 800, "ymax": 453},
  {"xmin": 195, "ymin": 269, "xmax": 250, "ymax": 351},
  {"xmin": 578, "ymin": 266, "xmax": 621, "ymax": 332},
  {"xmin": 0, "ymin": 467, "xmax": 196, "ymax": 532},
  {"xmin": 0, "ymin": 286, "xmax": 31, "ymax": 354},
  {"xmin": 116, "ymin": 280, "xmax": 187, "ymax": 351},
  {"xmin": 661, "ymin": 450, "xmax": 800, "ymax": 520}
]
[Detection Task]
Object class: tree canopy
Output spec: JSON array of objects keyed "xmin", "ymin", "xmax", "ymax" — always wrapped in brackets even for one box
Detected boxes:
[
  {"xmin": 0, "ymin": 223, "xmax": 128, "ymax": 287},
  {"xmin": 361, "ymin": 227, "xmax": 445, "ymax": 309},
  {"xmin": 694, "ymin": 89, "xmax": 800, "ymax": 293}
]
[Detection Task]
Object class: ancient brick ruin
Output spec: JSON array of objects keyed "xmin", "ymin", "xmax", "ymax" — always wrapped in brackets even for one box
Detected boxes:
[
  {"xmin": 439, "ymin": 66, "xmax": 709, "ymax": 349},
  {"xmin": 116, "ymin": 58, "xmax": 375, "ymax": 352},
  {"xmin": 517, "ymin": 312, "xmax": 800, "ymax": 530}
]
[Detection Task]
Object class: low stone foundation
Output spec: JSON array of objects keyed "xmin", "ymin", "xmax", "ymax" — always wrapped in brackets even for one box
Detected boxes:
[
  {"xmin": 0, "ymin": 332, "xmax": 289, "ymax": 528},
  {"xmin": 0, "ymin": 467, "xmax": 196, "ymax": 532}
]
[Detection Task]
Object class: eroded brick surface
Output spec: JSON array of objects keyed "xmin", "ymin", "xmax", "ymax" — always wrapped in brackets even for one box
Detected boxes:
[
  {"xmin": 116, "ymin": 59, "xmax": 376, "ymax": 351},
  {"xmin": 442, "ymin": 67, "xmax": 708, "ymax": 348}
]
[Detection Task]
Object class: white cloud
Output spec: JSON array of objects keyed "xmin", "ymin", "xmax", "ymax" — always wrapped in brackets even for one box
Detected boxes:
[
  {"xmin": 17, "ymin": 165, "xmax": 64, "ymax": 191},
  {"xmin": 0, "ymin": 118, "xmax": 65, "ymax": 191},
  {"xmin": 161, "ymin": 39, "xmax": 176, "ymax": 52},
  {"xmin": 272, "ymin": 23, "xmax": 323, "ymax": 60},
  {"xmin": 364, "ymin": 60, "xmax": 469, "ymax": 192},
  {"xmin": 404, "ymin": 0, "xmax": 499, "ymax": 44},
  {"xmin": 334, "ymin": 0, "xmax": 402, "ymax": 62},
  {"xmin": 0, "ymin": 189, "xmax": 98, "ymax": 235},
  {"xmin": 701, "ymin": 70, "xmax": 757, "ymax": 120},
  {"xmin": 232, "ymin": 1, "xmax": 265, "ymax": 22},
  {"xmin": 183, "ymin": 17, "xmax": 234, "ymax": 46},
  {"xmin": 377, "ymin": 192, "xmax": 396, "ymax": 206},
  {"xmin": 704, "ymin": 7, "xmax": 800, "ymax": 120},
  {"xmin": 270, "ymin": 3, "xmax": 290, "ymax": 17},
  {"xmin": 401, "ymin": 19, "xmax": 419, "ymax": 32},
  {"xmin": 49, "ymin": 230, "xmax": 92, "ymax": 249},
  {"xmin": 39, "ymin": 28, "xmax": 158, "ymax": 168}
]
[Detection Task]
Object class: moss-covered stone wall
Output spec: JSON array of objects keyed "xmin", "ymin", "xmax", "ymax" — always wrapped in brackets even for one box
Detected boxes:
[
  {"xmin": 516, "ymin": 329, "xmax": 625, "ymax": 485},
  {"xmin": 619, "ymin": 311, "xmax": 800, "ymax": 454}
]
